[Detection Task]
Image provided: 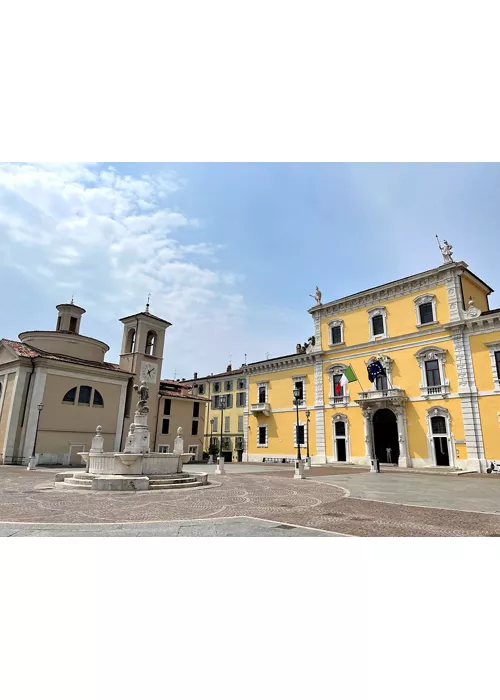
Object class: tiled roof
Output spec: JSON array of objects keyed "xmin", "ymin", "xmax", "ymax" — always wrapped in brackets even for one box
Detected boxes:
[
  {"xmin": 159, "ymin": 380, "xmax": 209, "ymax": 401},
  {"xmin": 178, "ymin": 367, "xmax": 244, "ymax": 383},
  {"xmin": 1, "ymin": 339, "xmax": 130, "ymax": 374}
]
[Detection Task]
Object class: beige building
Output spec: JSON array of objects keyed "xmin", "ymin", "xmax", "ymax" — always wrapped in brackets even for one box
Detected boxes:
[
  {"xmin": 181, "ymin": 366, "xmax": 247, "ymax": 461},
  {"xmin": 155, "ymin": 379, "xmax": 209, "ymax": 461},
  {"xmin": 0, "ymin": 298, "xmax": 194, "ymax": 467}
]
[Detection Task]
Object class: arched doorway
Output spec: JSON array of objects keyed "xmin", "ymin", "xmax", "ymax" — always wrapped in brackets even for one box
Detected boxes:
[{"xmin": 373, "ymin": 408, "xmax": 400, "ymax": 465}]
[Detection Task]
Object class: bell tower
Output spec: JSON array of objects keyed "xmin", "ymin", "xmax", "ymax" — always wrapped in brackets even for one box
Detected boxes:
[{"xmin": 119, "ymin": 302, "xmax": 172, "ymax": 447}]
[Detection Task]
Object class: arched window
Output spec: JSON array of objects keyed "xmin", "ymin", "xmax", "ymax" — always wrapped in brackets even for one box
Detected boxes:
[
  {"xmin": 93, "ymin": 389, "xmax": 104, "ymax": 407},
  {"xmin": 63, "ymin": 387, "xmax": 77, "ymax": 403},
  {"xmin": 127, "ymin": 329, "xmax": 136, "ymax": 353},
  {"xmin": 78, "ymin": 386, "xmax": 92, "ymax": 405},
  {"xmin": 145, "ymin": 331, "xmax": 157, "ymax": 356}
]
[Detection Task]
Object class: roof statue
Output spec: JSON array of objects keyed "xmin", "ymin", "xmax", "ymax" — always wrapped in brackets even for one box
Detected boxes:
[{"xmin": 436, "ymin": 235, "xmax": 454, "ymax": 264}]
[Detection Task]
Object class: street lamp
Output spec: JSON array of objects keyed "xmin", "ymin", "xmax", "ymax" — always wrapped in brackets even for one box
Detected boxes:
[
  {"xmin": 215, "ymin": 395, "xmax": 227, "ymax": 475},
  {"xmin": 293, "ymin": 387, "xmax": 302, "ymax": 461},
  {"xmin": 305, "ymin": 410, "xmax": 311, "ymax": 460},
  {"xmin": 28, "ymin": 403, "xmax": 44, "ymax": 470},
  {"xmin": 209, "ymin": 418, "xmax": 215, "ymax": 463}
]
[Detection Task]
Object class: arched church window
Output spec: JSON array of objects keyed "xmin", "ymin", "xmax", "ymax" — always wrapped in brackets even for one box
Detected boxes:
[
  {"xmin": 78, "ymin": 386, "xmax": 92, "ymax": 405},
  {"xmin": 127, "ymin": 329, "xmax": 136, "ymax": 353},
  {"xmin": 145, "ymin": 331, "xmax": 157, "ymax": 356},
  {"xmin": 93, "ymin": 390, "xmax": 104, "ymax": 407},
  {"xmin": 63, "ymin": 387, "xmax": 77, "ymax": 404}
]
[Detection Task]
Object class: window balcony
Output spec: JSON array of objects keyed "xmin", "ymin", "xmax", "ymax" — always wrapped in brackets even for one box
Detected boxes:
[
  {"xmin": 356, "ymin": 387, "xmax": 406, "ymax": 408},
  {"xmin": 250, "ymin": 402, "xmax": 271, "ymax": 416},
  {"xmin": 329, "ymin": 395, "xmax": 348, "ymax": 407},
  {"xmin": 420, "ymin": 384, "xmax": 450, "ymax": 399}
]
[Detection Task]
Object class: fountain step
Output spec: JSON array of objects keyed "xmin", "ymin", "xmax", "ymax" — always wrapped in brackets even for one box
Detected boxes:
[
  {"xmin": 147, "ymin": 476, "xmax": 197, "ymax": 484},
  {"xmin": 149, "ymin": 480, "xmax": 203, "ymax": 490},
  {"xmin": 63, "ymin": 477, "xmax": 93, "ymax": 489}
]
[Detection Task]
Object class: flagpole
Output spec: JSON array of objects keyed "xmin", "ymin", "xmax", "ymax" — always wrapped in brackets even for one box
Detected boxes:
[{"xmin": 350, "ymin": 364, "xmax": 365, "ymax": 392}]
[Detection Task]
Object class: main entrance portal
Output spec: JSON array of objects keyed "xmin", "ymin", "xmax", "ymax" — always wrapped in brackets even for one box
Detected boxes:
[{"xmin": 373, "ymin": 408, "xmax": 400, "ymax": 465}]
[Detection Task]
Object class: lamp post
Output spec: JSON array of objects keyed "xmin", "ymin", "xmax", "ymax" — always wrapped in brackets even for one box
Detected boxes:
[
  {"xmin": 293, "ymin": 387, "xmax": 302, "ymax": 461},
  {"xmin": 215, "ymin": 395, "xmax": 227, "ymax": 475},
  {"xmin": 305, "ymin": 410, "xmax": 311, "ymax": 462},
  {"xmin": 208, "ymin": 418, "xmax": 215, "ymax": 464},
  {"xmin": 28, "ymin": 403, "xmax": 44, "ymax": 470}
]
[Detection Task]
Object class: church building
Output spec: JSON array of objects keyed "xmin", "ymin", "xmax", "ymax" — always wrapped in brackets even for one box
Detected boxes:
[
  {"xmin": 244, "ymin": 250, "xmax": 500, "ymax": 472},
  {"xmin": 0, "ymin": 300, "xmax": 203, "ymax": 466}
]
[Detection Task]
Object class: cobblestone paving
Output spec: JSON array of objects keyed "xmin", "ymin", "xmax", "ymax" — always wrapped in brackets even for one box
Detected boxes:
[{"xmin": 1, "ymin": 468, "xmax": 500, "ymax": 536}]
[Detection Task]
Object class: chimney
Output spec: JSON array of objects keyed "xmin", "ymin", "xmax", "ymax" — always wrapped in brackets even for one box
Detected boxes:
[
  {"xmin": 193, "ymin": 372, "xmax": 198, "ymax": 380},
  {"xmin": 227, "ymin": 364, "xmax": 232, "ymax": 372}
]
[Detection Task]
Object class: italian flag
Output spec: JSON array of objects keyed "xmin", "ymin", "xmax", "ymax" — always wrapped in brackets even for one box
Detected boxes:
[{"xmin": 336, "ymin": 365, "xmax": 358, "ymax": 394}]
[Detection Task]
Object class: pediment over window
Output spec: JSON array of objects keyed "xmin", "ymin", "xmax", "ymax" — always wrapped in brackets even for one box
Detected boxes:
[{"xmin": 414, "ymin": 346, "xmax": 447, "ymax": 366}]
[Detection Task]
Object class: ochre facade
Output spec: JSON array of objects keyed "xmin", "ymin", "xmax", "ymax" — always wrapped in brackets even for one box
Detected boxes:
[{"xmin": 244, "ymin": 260, "xmax": 500, "ymax": 472}]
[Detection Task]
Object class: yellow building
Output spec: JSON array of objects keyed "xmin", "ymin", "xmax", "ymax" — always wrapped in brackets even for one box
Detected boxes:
[
  {"xmin": 155, "ymin": 379, "xmax": 209, "ymax": 461},
  {"xmin": 244, "ymin": 255, "xmax": 500, "ymax": 472},
  {"xmin": 181, "ymin": 366, "xmax": 247, "ymax": 461}
]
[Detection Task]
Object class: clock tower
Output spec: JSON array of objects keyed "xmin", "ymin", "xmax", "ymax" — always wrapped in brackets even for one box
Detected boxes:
[{"xmin": 119, "ymin": 302, "xmax": 172, "ymax": 448}]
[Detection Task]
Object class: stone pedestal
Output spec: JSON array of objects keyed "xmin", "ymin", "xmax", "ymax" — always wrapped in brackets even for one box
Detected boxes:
[
  {"xmin": 294, "ymin": 459, "xmax": 305, "ymax": 479},
  {"xmin": 124, "ymin": 411, "xmax": 150, "ymax": 454},
  {"xmin": 370, "ymin": 458, "xmax": 380, "ymax": 473},
  {"xmin": 304, "ymin": 457, "xmax": 312, "ymax": 470},
  {"xmin": 215, "ymin": 456, "xmax": 225, "ymax": 475}
]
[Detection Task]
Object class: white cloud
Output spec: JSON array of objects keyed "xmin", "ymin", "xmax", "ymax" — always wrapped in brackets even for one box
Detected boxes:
[{"xmin": 0, "ymin": 162, "xmax": 246, "ymax": 375}]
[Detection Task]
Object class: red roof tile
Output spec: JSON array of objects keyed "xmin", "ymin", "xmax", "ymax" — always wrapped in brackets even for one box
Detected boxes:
[{"xmin": 1, "ymin": 339, "xmax": 130, "ymax": 374}]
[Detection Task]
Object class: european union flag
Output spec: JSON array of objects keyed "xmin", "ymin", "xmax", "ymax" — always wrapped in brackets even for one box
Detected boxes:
[{"xmin": 367, "ymin": 360, "xmax": 386, "ymax": 382}]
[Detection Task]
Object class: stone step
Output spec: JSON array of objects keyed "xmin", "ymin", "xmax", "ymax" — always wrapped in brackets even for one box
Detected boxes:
[
  {"xmin": 149, "ymin": 481, "xmax": 203, "ymax": 490},
  {"xmin": 148, "ymin": 477, "xmax": 197, "ymax": 485},
  {"xmin": 63, "ymin": 478, "xmax": 93, "ymax": 489}
]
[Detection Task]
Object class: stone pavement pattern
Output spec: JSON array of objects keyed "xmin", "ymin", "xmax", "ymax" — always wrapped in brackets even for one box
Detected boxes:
[{"xmin": 2, "ymin": 467, "xmax": 500, "ymax": 536}]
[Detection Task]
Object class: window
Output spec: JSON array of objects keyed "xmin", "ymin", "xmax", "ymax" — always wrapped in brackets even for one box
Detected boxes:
[
  {"xmin": 495, "ymin": 351, "xmax": 500, "ymax": 383},
  {"xmin": 335, "ymin": 421, "xmax": 346, "ymax": 437},
  {"xmin": 295, "ymin": 424, "xmax": 305, "ymax": 446},
  {"xmin": 221, "ymin": 437, "xmax": 232, "ymax": 451},
  {"xmin": 258, "ymin": 386, "xmax": 267, "ymax": 403},
  {"xmin": 225, "ymin": 394, "xmax": 233, "ymax": 408},
  {"xmin": 294, "ymin": 380, "xmax": 304, "ymax": 402},
  {"xmin": 331, "ymin": 325, "xmax": 342, "ymax": 345},
  {"xmin": 419, "ymin": 302, "xmax": 434, "ymax": 325},
  {"xmin": 237, "ymin": 379, "xmax": 246, "ymax": 390},
  {"xmin": 198, "ymin": 384, "xmax": 205, "ymax": 394},
  {"xmin": 372, "ymin": 314, "xmax": 384, "ymax": 336},
  {"xmin": 93, "ymin": 390, "xmax": 104, "ymax": 406},
  {"xmin": 258, "ymin": 425, "xmax": 267, "ymax": 446},
  {"xmin": 188, "ymin": 446, "xmax": 198, "ymax": 458},
  {"xmin": 236, "ymin": 392, "xmax": 246, "ymax": 407},
  {"xmin": 69, "ymin": 316, "xmax": 77, "ymax": 333},
  {"xmin": 414, "ymin": 294, "xmax": 437, "ymax": 327},
  {"xmin": 145, "ymin": 331, "xmax": 157, "ymax": 356},
  {"xmin": 425, "ymin": 360, "xmax": 441, "ymax": 387},
  {"xmin": 211, "ymin": 437, "xmax": 219, "ymax": 449},
  {"xmin": 163, "ymin": 398, "xmax": 171, "ymax": 415},
  {"xmin": 193, "ymin": 401, "xmax": 200, "ymax": 418},
  {"xmin": 78, "ymin": 385, "xmax": 92, "ymax": 405},
  {"xmin": 225, "ymin": 416, "xmax": 230, "ymax": 432},
  {"xmin": 333, "ymin": 374, "xmax": 343, "ymax": 396},
  {"xmin": 224, "ymin": 380, "xmax": 233, "ymax": 391},
  {"xmin": 162, "ymin": 418, "xmax": 170, "ymax": 434},
  {"xmin": 431, "ymin": 416, "xmax": 447, "ymax": 434},
  {"xmin": 375, "ymin": 375, "xmax": 388, "ymax": 391},
  {"xmin": 213, "ymin": 395, "xmax": 220, "ymax": 409},
  {"xmin": 191, "ymin": 420, "xmax": 198, "ymax": 436},
  {"xmin": 127, "ymin": 329, "xmax": 136, "ymax": 353},
  {"xmin": 158, "ymin": 445, "xmax": 170, "ymax": 453},
  {"xmin": 56, "ymin": 316, "xmax": 62, "ymax": 331},
  {"xmin": 212, "ymin": 417, "xmax": 218, "ymax": 432},
  {"xmin": 213, "ymin": 382, "xmax": 221, "ymax": 393},
  {"xmin": 238, "ymin": 415, "xmax": 243, "ymax": 432},
  {"xmin": 63, "ymin": 387, "xmax": 77, "ymax": 404}
]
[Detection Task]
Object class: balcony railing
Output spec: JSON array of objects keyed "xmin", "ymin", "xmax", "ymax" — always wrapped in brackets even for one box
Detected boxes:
[
  {"xmin": 423, "ymin": 385, "xmax": 449, "ymax": 396},
  {"xmin": 250, "ymin": 402, "xmax": 271, "ymax": 416},
  {"xmin": 357, "ymin": 388, "xmax": 405, "ymax": 401}
]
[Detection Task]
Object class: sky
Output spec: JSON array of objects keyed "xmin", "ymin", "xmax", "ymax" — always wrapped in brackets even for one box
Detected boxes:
[{"xmin": 1, "ymin": 162, "xmax": 500, "ymax": 379}]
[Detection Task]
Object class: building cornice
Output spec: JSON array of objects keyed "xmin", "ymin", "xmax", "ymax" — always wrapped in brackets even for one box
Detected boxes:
[
  {"xmin": 245, "ymin": 351, "xmax": 323, "ymax": 376},
  {"xmin": 308, "ymin": 262, "xmax": 465, "ymax": 318},
  {"xmin": 444, "ymin": 311, "xmax": 500, "ymax": 335}
]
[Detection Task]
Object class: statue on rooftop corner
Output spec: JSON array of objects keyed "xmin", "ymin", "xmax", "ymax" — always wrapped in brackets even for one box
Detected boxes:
[
  {"xmin": 133, "ymin": 380, "xmax": 149, "ymax": 413},
  {"xmin": 436, "ymin": 235, "xmax": 454, "ymax": 264},
  {"xmin": 309, "ymin": 286, "xmax": 322, "ymax": 305}
]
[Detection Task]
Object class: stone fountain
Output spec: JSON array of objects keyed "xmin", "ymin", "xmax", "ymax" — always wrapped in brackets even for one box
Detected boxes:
[{"xmin": 55, "ymin": 381, "xmax": 208, "ymax": 491}]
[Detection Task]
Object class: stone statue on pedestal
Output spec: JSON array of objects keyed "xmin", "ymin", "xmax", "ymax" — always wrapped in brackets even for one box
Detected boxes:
[
  {"xmin": 309, "ymin": 286, "xmax": 322, "ymax": 305},
  {"xmin": 436, "ymin": 236, "xmax": 454, "ymax": 264},
  {"xmin": 133, "ymin": 381, "xmax": 149, "ymax": 413}
]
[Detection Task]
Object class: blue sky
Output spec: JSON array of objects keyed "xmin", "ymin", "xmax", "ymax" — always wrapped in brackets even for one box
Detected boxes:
[{"xmin": 1, "ymin": 162, "xmax": 499, "ymax": 378}]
